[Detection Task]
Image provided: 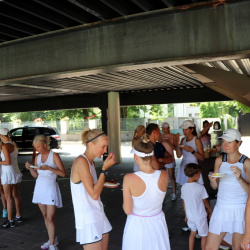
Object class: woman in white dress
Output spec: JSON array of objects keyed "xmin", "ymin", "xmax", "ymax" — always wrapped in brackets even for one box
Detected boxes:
[
  {"xmin": 70, "ymin": 128, "xmax": 115, "ymax": 250},
  {"xmin": 176, "ymin": 120, "xmax": 204, "ymax": 185},
  {"xmin": 0, "ymin": 128, "xmax": 22, "ymax": 228},
  {"xmin": 26, "ymin": 135, "xmax": 66, "ymax": 250},
  {"xmin": 206, "ymin": 129, "xmax": 250, "ymax": 250},
  {"xmin": 122, "ymin": 136, "xmax": 170, "ymax": 250}
]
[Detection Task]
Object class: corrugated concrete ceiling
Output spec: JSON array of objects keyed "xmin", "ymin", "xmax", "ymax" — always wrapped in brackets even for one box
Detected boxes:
[{"xmin": 0, "ymin": 0, "xmax": 249, "ymax": 106}]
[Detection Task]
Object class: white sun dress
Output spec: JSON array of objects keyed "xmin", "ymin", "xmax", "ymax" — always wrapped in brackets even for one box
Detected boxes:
[
  {"xmin": 209, "ymin": 154, "xmax": 248, "ymax": 235},
  {"xmin": 1, "ymin": 141, "xmax": 22, "ymax": 185},
  {"xmin": 122, "ymin": 170, "xmax": 171, "ymax": 250},
  {"xmin": 32, "ymin": 150, "xmax": 62, "ymax": 208},
  {"xmin": 70, "ymin": 154, "xmax": 112, "ymax": 245}
]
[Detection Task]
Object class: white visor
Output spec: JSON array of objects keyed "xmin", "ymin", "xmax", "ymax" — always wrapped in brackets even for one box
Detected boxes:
[{"xmin": 130, "ymin": 148, "xmax": 154, "ymax": 157}]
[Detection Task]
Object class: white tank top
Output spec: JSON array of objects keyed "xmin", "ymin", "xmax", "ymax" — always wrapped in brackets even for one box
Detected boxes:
[
  {"xmin": 70, "ymin": 154, "xmax": 105, "ymax": 229},
  {"xmin": 132, "ymin": 170, "xmax": 166, "ymax": 216},
  {"xmin": 1, "ymin": 141, "xmax": 19, "ymax": 173},
  {"xmin": 217, "ymin": 154, "xmax": 248, "ymax": 206},
  {"xmin": 182, "ymin": 136, "xmax": 198, "ymax": 164},
  {"xmin": 37, "ymin": 150, "xmax": 58, "ymax": 181}
]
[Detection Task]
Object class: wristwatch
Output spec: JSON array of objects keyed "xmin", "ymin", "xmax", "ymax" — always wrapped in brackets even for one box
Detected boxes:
[
  {"xmin": 100, "ymin": 170, "xmax": 108, "ymax": 176},
  {"xmin": 191, "ymin": 150, "xmax": 195, "ymax": 154}
]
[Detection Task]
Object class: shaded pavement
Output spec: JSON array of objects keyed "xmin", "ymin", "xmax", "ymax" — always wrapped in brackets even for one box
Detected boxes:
[{"xmin": 2, "ymin": 138, "xmax": 247, "ymax": 249}]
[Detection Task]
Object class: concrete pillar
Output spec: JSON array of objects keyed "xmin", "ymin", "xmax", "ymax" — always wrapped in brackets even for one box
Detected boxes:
[{"xmin": 108, "ymin": 92, "xmax": 121, "ymax": 164}]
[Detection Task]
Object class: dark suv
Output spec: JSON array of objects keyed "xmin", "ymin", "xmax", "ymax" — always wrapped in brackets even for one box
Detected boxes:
[{"xmin": 10, "ymin": 126, "xmax": 61, "ymax": 151}]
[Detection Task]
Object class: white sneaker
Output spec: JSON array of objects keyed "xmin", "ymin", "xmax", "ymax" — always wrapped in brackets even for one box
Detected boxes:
[
  {"xmin": 181, "ymin": 227, "xmax": 190, "ymax": 232},
  {"xmin": 41, "ymin": 237, "xmax": 59, "ymax": 249},
  {"xmin": 49, "ymin": 245, "xmax": 59, "ymax": 250},
  {"xmin": 171, "ymin": 193, "xmax": 177, "ymax": 201},
  {"xmin": 219, "ymin": 246, "xmax": 230, "ymax": 250}
]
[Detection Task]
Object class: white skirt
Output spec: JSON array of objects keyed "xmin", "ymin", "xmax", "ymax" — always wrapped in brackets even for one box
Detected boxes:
[
  {"xmin": 122, "ymin": 211, "xmax": 170, "ymax": 250},
  {"xmin": 1, "ymin": 165, "xmax": 22, "ymax": 185},
  {"xmin": 76, "ymin": 214, "xmax": 112, "ymax": 245},
  {"xmin": 32, "ymin": 177, "xmax": 62, "ymax": 208},
  {"xmin": 209, "ymin": 203, "xmax": 246, "ymax": 235}
]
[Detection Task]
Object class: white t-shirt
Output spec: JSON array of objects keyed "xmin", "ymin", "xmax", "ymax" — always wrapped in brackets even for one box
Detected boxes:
[{"xmin": 181, "ymin": 182, "xmax": 208, "ymax": 221}]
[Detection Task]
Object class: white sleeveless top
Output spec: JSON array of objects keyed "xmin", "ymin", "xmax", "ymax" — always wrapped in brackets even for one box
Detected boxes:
[
  {"xmin": 217, "ymin": 154, "xmax": 248, "ymax": 206},
  {"xmin": 70, "ymin": 154, "xmax": 106, "ymax": 229},
  {"xmin": 182, "ymin": 136, "xmax": 198, "ymax": 164},
  {"xmin": 1, "ymin": 141, "xmax": 19, "ymax": 173},
  {"xmin": 37, "ymin": 150, "xmax": 58, "ymax": 181},
  {"xmin": 132, "ymin": 170, "xmax": 166, "ymax": 216}
]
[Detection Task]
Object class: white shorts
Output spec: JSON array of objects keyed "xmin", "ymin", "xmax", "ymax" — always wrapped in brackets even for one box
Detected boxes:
[
  {"xmin": 187, "ymin": 217, "xmax": 208, "ymax": 236},
  {"xmin": 165, "ymin": 161, "xmax": 176, "ymax": 169}
]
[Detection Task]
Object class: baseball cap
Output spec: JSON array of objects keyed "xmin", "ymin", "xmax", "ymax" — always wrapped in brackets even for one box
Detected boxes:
[
  {"xmin": 179, "ymin": 120, "xmax": 195, "ymax": 129},
  {"xmin": 0, "ymin": 128, "xmax": 9, "ymax": 136},
  {"xmin": 218, "ymin": 128, "xmax": 241, "ymax": 142},
  {"xmin": 161, "ymin": 122, "xmax": 169, "ymax": 128}
]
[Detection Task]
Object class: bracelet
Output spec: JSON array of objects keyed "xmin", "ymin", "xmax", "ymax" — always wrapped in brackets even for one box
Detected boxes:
[{"xmin": 191, "ymin": 150, "xmax": 195, "ymax": 154}]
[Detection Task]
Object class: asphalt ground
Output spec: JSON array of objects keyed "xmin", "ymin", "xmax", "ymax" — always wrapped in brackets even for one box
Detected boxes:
[{"xmin": 2, "ymin": 138, "xmax": 248, "ymax": 250}]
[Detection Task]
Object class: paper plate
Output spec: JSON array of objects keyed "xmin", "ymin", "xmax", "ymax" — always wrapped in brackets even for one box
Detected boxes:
[
  {"xmin": 104, "ymin": 182, "xmax": 120, "ymax": 188},
  {"xmin": 209, "ymin": 173, "xmax": 227, "ymax": 178},
  {"xmin": 29, "ymin": 165, "xmax": 39, "ymax": 169}
]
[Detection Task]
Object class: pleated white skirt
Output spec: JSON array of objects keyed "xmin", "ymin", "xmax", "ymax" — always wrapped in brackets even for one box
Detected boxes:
[{"xmin": 122, "ymin": 211, "xmax": 171, "ymax": 250}]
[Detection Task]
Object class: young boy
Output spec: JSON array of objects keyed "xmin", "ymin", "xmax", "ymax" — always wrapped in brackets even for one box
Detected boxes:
[{"xmin": 181, "ymin": 163, "xmax": 212, "ymax": 250}]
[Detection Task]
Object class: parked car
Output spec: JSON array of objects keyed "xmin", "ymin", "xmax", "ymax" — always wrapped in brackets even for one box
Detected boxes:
[{"xmin": 10, "ymin": 126, "xmax": 61, "ymax": 151}]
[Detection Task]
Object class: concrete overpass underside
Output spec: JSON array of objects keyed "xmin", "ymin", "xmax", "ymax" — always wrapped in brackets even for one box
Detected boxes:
[{"xmin": 0, "ymin": 0, "xmax": 250, "ymax": 113}]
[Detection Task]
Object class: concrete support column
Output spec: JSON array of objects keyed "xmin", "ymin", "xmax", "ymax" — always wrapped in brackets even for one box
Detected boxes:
[{"xmin": 108, "ymin": 92, "xmax": 121, "ymax": 164}]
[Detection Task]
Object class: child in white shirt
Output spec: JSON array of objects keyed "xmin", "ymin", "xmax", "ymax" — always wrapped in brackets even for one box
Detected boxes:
[{"xmin": 181, "ymin": 163, "xmax": 212, "ymax": 250}]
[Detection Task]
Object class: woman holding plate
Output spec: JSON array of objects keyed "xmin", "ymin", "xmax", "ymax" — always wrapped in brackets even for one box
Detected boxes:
[
  {"xmin": 26, "ymin": 135, "xmax": 66, "ymax": 250},
  {"xmin": 206, "ymin": 129, "xmax": 250, "ymax": 250}
]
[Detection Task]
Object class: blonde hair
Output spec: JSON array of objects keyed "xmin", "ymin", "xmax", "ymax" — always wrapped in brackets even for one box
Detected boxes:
[
  {"xmin": 81, "ymin": 128, "xmax": 107, "ymax": 146},
  {"xmin": 134, "ymin": 135, "xmax": 153, "ymax": 161},
  {"xmin": 133, "ymin": 125, "xmax": 145, "ymax": 138},
  {"xmin": 33, "ymin": 135, "xmax": 50, "ymax": 149}
]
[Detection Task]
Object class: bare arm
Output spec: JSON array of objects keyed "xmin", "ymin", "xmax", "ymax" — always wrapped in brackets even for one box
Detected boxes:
[
  {"xmin": 122, "ymin": 174, "xmax": 133, "ymax": 215},
  {"xmin": 151, "ymin": 155, "xmax": 164, "ymax": 170},
  {"xmin": 182, "ymin": 200, "xmax": 187, "ymax": 222},
  {"xmin": 176, "ymin": 136, "xmax": 184, "ymax": 158},
  {"xmin": 203, "ymin": 199, "xmax": 212, "ymax": 218},
  {"xmin": 241, "ymin": 189, "xmax": 250, "ymax": 249},
  {"xmin": 231, "ymin": 158, "xmax": 250, "ymax": 194},
  {"xmin": 199, "ymin": 122, "xmax": 213, "ymax": 138},
  {"xmin": 158, "ymin": 149, "xmax": 173, "ymax": 164},
  {"xmin": 25, "ymin": 156, "xmax": 39, "ymax": 179},
  {"xmin": 73, "ymin": 153, "xmax": 115, "ymax": 200}
]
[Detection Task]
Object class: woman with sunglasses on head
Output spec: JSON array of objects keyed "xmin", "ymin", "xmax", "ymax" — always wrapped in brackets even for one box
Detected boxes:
[
  {"xmin": 206, "ymin": 129, "xmax": 250, "ymax": 250},
  {"xmin": 122, "ymin": 136, "xmax": 170, "ymax": 250},
  {"xmin": 176, "ymin": 120, "xmax": 205, "ymax": 186},
  {"xmin": 70, "ymin": 128, "xmax": 115, "ymax": 250}
]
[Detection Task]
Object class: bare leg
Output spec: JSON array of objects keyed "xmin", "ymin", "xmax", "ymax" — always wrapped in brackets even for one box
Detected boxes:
[
  {"xmin": 205, "ymin": 232, "xmax": 226, "ymax": 250},
  {"xmin": 12, "ymin": 184, "xmax": 22, "ymax": 217},
  {"xmin": 3, "ymin": 184, "xmax": 14, "ymax": 221},
  {"xmin": 0, "ymin": 181, "xmax": 7, "ymax": 210},
  {"xmin": 38, "ymin": 204, "xmax": 57, "ymax": 246},
  {"xmin": 232, "ymin": 232, "xmax": 243, "ymax": 250},
  {"xmin": 102, "ymin": 233, "xmax": 109, "ymax": 250},
  {"xmin": 84, "ymin": 241, "xmax": 102, "ymax": 250},
  {"xmin": 168, "ymin": 168, "xmax": 176, "ymax": 194},
  {"xmin": 189, "ymin": 230, "xmax": 196, "ymax": 250},
  {"xmin": 201, "ymin": 236, "xmax": 207, "ymax": 250}
]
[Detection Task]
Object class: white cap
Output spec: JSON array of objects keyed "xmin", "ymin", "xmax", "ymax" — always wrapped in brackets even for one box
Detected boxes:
[
  {"xmin": 0, "ymin": 128, "xmax": 9, "ymax": 136},
  {"xmin": 179, "ymin": 120, "xmax": 195, "ymax": 129},
  {"xmin": 218, "ymin": 128, "xmax": 241, "ymax": 142},
  {"xmin": 161, "ymin": 122, "xmax": 169, "ymax": 128}
]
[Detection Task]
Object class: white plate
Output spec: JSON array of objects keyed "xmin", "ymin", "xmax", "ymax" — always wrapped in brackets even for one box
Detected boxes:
[
  {"xmin": 29, "ymin": 165, "xmax": 39, "ymax": 169},
  {"xmin": 179, "ymin": 145, "xmax": 184, "ymax": 148},
  {"xmin": 208, "ymin": 173, "xmax": 227, "ymax": 178},
  {"xmin": 104, "ymin": 182, "xmax": 120, "ymax": 187}
]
